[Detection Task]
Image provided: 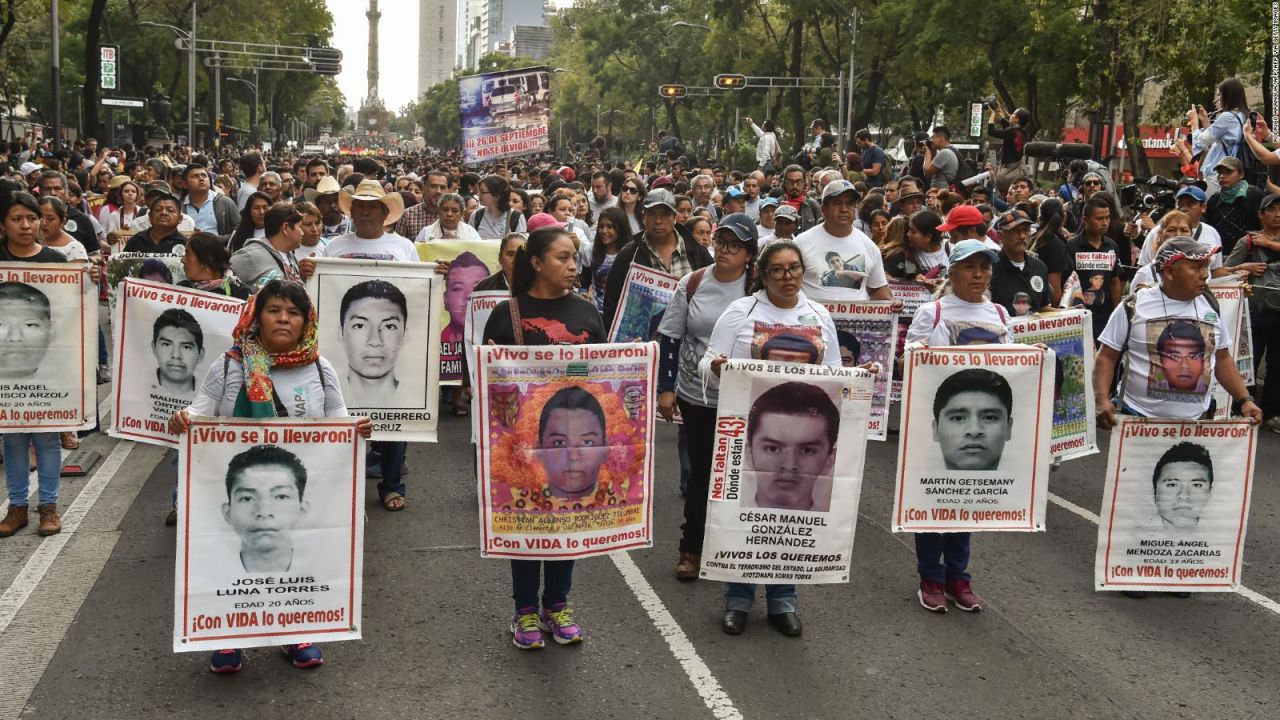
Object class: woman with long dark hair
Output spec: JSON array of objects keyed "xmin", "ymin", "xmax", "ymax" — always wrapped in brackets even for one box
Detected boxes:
[
  {"xmin": 179, "ymin": 231, "xmax": 251, "ymax": 300},
  {"xmin": 1031, "ymin": 198, "xmax": 1071, "ymax": 304},
  {"xmin": 617, "ymin": 178, "xmax": 646, "ymax": 235},
  {"xmin": 582, "ymin": 206, "xmax": 632, "ymax": 312},
  {"xmin": 470, "ymin": 175, "xmax": 526, "ymax": 238},
  {"xmin": 228, "ymin": 191, "xmax": 271, "ymax": 251},
  {"xmin": 1190, "ymin": 77, "xmax": 1250, "ymax": 195}
]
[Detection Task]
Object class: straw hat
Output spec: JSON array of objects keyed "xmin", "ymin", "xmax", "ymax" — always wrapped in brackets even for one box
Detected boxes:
[
  {"xmin": 108, "ymin": 174, "xmax": 134, "ymax": 190},
  {"xmin": 303, "ymin": 176, "xmax": 341, "ymax": 203},
  {"xmin": 339, "ymin": 179, "xmax": 405, "ymax": 226}
]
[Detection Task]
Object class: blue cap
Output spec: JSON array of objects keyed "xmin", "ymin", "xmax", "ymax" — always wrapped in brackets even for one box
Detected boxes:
[
  {"xmin": 759, "ymin": 196, "xmax": 780, "ymax": 209},
  {"xmin": 724, "ymin": 186, "xmax": 746, "ymax": 200},
  {"xmin": 1175, "ymin": 186, "xmax": 1207, "ymax": 204},
  {"xmin": 948, "ymin": 239, "xmax": 999, "ymax": 265},
  {"xmin": 820, "ymin": 178, "xmax": 861, "ymax": 203}
]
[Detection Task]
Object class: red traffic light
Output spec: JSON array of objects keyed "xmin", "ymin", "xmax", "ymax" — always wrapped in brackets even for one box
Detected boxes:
[
  {"xmin": 659, "ymin": 84, "xmax": 687, "ymax": 99},
  {"xmin": 714, "ymin": 74, "xmax": 747, "ymax": 89}
]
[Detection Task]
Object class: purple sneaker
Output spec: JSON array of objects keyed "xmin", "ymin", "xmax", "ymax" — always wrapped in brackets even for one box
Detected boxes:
[
  {"xmin": 539, "ymin": 603, "xmax": 583, "ymax": 645},
  {"xmin": 281, "ymin": 642, "xmax": 324, "ymax": 669},
  {"xmin": 511, "ymin": 607, "xmax": 545, "ymax": 650}
]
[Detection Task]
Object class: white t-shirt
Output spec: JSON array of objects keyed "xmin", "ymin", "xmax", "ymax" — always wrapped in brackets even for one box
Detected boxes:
[
  {"xmin": 44, "ymin": 238, "xmax": 89, "ymax": 261},
  {"xmin": 1097, "ymin": 285, "xmax": 1232, "ymax": 418},
  {"xmin": 1138, "ymin": 222, "xmax": 1222, "ymax": 265},
  {"xmin": 415, "ymin": 220, "xmax": 481, "ymax": 242},
  {"xmin": 794, "ymin": 222, "xmax": 888, "ymax": 302},
  {"xmin": 322, "ymin": 231, "xmax": 418, "ymax": 261},
  {"xmin": 906, "ymin": 294, "xmax": 1013, "ymax": 348},
  {"xmin": 698, "ymin": 290, "xmax": 842, "ymax": 390},
  {"xmin": 187, "ymin": 356, "xmax": 348, "ymax": 419},
  {"xmin": 291, "ymin": 238, "xmax": 330, "ymax": 263},
  {"xmin": 917, "ymin": 247, "xmax": 949, "ymax": 273}
]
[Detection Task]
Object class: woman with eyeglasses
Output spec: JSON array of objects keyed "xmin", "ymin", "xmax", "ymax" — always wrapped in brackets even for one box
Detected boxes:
[
  {"xmin": 617, "ymin": 179, "xmax": 646, "ymax": 235},
  {"xmin": 698, "ymin": 239, "xmax": 843, "ymax": 639},
  {"xmin": 470, "ymin": 175, "xmax": 527, "ymax": 238},
  {"xmin": 656, "ymin": 214, "xmax": 759, "ymax": 583}
]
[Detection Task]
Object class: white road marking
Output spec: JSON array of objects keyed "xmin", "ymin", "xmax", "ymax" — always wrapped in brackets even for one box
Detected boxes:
[
  {"xmin": 1049, "ymin": 492, "xmax": 1280, "ymax": 617},
  {"xmin": 0, "ymin": 441, "xmax": 132, "ymax": 636},
  {"xmin": 611, "ymin": 552, "xmax": 743, "ymax": 720}
]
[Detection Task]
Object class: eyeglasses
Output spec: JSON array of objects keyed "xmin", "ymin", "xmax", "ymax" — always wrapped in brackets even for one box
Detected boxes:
[
  {"xmin": 765, "ymin": 263, "xmax": 804, "ymax": 279},
  {"xmin": 1083, "ymin": 180, "xmax": 1102, "ymax": 187},
  {"xmin": 713, "ymin": 237, "xmax": 747, "ymax": 253}
]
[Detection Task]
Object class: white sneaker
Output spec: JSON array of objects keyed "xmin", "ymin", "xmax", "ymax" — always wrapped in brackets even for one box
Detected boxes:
[{"xmin": 1266, "ymin": 417, "xmax": 1280, "ymax": 434}]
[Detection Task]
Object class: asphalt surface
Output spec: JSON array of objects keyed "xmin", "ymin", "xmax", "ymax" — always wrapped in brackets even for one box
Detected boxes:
[{"xmin": 3, "ymin": 398, "xmax": 1280, "ymax": 719}]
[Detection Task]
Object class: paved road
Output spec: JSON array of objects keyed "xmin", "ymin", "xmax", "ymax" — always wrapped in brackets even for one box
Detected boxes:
[{"xmin": 3, "ymin": 398, "xmax": 1279, "ymax": 719}]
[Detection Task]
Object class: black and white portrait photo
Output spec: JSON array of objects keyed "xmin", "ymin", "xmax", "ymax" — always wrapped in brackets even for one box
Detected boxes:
[{"xmin": 743, "ymin": 381, "xmax": 839, "ymax": 512}]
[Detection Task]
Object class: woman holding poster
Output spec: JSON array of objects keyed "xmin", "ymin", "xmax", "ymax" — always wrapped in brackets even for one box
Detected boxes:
[
  {"xmin": 655, "ymin": 213, "xmax": 759, "ymax": 582},
  {"xmin": 698, "ymin": 240, "xmax": 842, "ymax": 638},
  {"xmin": 903, "ymin": 239, "xmax": 1015, "ymax": 614},
  {"xmin": 168, "ymin": 280, "xmax": 373, "ymax": 673},
  {"xmin": 482, "ymin": 226, "xmax": 605, "ymax": 650}
]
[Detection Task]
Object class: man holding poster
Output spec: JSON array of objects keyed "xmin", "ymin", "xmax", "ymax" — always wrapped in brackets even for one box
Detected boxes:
[{"xmin": 1094, "ymin": 237, "xmax": 1261, "ymax": 597}]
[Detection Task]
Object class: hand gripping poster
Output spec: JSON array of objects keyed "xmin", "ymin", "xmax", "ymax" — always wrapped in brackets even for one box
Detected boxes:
[
  {"xmin": 0, "ymin": 262, "xmax": 97, "ymax": 433},
  {"xmin": 608, "ymin": 264, "xmax": 679, "ymax": 343},
  {"xmin": 417, "ymin": 240, "xmax": 501, "ymax": 384},
  {"xmin": 1009, "ymin": 309, "xmax": 1097, "ymax": 460},
  {"xmin": 476, "ymin": 343, "xmax": 656, "ymax": 559},
  {"xmin": 822, "ymin": 300, "xmax": 899, "ymax": 440},
  {"xmin": 174, "ymin": 417, "xmax": 365, "ymax": 652},
  {"xmin": 1206, "ymin": 280, "xmax": 1247, "ymax": 419},
  {"xmin": 700, "ymin": 360, "xmax": 874, "ymax": 584},
  {"xmin": 888, "ymin": 281, "xmax": 933, "ymax": 402},
  {"xmin": 893, "ymin": 345, "xmax": 1053, "ymax": 532},
  {"xmin": 1095, "ymin": 418, "xmax": 1257, "ymax": 593},
  {"xmin": 306, "ymin": 258, "xmax": 442, "ymax": 441},
  {"xmin": 109, "ymin": 279, "xmax": 245, "ymax": 447},
  {"xmin": 464, "ymin": 290, "xmax": 510, "ymax": 442}
]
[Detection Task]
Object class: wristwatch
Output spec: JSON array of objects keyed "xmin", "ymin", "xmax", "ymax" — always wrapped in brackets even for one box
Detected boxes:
[{"xmin": 1236, "ymin": 395, "xmax": 1256, "ymax": 406}]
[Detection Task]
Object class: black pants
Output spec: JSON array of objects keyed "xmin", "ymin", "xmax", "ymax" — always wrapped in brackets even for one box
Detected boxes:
[
  {"xmin": 1252, "ymin": 311, "xmax": 1280, "ymax": 418},
  {"xmin": 677, "ymin": 399, "xmax": 718, "ymax": 554}
]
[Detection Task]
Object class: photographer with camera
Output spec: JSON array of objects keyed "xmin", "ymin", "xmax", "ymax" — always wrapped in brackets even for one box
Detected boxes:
[
  {"xmin": 986, "ymin": 100, "xmax": 1031, "ymax": 193},
  {"xmin": 1189, "ymin": 77, "xmax": 1249, "ymax": 196}
]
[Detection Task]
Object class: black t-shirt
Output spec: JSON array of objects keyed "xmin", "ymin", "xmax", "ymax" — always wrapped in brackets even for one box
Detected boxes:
[
  {"xmin": 1032, "ymin": 232, "xmax": 1070, "ymax": 279},
  {"xmin": 1065, "ymin": 234, "xmax": 1120, "ymax": 332},
  {"xmin": 124, "ymin": 229, "xmax": 185, "ymax": 254},
  {"xmin": 0, "ymin": 243, "xmax": 72, "ymax": 263},
  {"xmin": 990, "ymin": 252, "xmax": 1052, "ymax": 317},
  {"xmin": 65, "ymin": 208, "xmax": 100, "ymax": 255},
  {"xmin": 482, "ymin": 292, "xmax": 605, "ymax": 347}
]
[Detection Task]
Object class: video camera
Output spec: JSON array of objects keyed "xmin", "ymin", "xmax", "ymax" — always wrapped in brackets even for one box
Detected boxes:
[{"xmin": 1118, "ymin": 175, "xmax": 1178, "ymax": 223}]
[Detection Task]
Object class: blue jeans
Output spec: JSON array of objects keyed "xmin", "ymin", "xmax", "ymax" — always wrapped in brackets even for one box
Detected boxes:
[
  {"xmin": 371, "ymin": 440, "xmax": 407, "ymax": 498},
  {"xmin": 168, "ymin": 449, "xmax": 178, "ymax": 507},
  {"xmin": 97, "ymin": 326, "xmax": 108, "ymax": 367},
  {"xmin": 724, "ymin": 583, "xmax": 797, "ymax": 614},
  {"xmin": 4, "ymin": 433, "xmax": 62, "ymax": 506},
  {"xmin": 915, "ymin": 532, "xmax": 972, "ymax": 584},
  {"xmin": 510, "ymin": 559, "xmax": 574, "ymax": 610}
]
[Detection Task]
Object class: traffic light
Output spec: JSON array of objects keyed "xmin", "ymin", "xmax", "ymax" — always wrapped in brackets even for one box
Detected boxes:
[
  {"xmin": 659, "ymin": 84, "xmax": 687, "ymax": 99},
  {"xmin": 306, "ymin": 47, "xmax": 344, "ymax": 63},
  {"xmin": 714, "ymin": 74, "xmax": 747, "ymax": 89}
]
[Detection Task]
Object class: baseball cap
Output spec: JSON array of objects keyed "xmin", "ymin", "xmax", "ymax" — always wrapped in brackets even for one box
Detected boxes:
[
  {"xmin": 937, "ymin": 205, "xmax": 985, "ymax": 232},
  {"xmin": 948, "ymin": 239, "xmax": 999, "ymax": 265},
  {"xmin": 759, "ymin": 196, "xmax": 780, "ymax": 210},
  {"xmin": 650, "ymin": 175, "xmax": 674, "ymax": 190},
  {"xmin": 1214, "ymin": 156, "xmax": 1243, "ymax": 173},
  {"xmin": 1154, "ymin": 237, "xmax": 1219, "ymax": 272},
  {"xmin": 774, "ymin": 204, "xmax": 800, "ymax": 222},
  {"xmin": 19, "ymin": 162, "xmax": 40, "ymax": 176},
  {"xmin": 724, "ymin": 186, "xmax": 746, "ymax": 200},
  {"xmin": 643, "ymin": 188, "xmax": 677, "ymax": 211},
  {"xmin": 144, "ymin": 180, "xmax": 175, "ymax": 199},
  {"xmin": 1260, "ymin": 193, "xmax": 1280, "ymax": 211},
  {"xmin": 820, "ymin": 178, "xmax": 861, "ymax": 203},
  {"xmin": 1174, "ymin": 186, "xmax": 1207, "ymax": 204},
  {"xmin": 557, "ymin": 166, "xmax": 577, "ymax": 182},
  {"xmin": 717, "ymin": 212, "xmax": 759, "ymax": 244},
  {"xmin": 995, "ymin": 209, "xmax": 1034, "ymax": 232},
  {"xmin": 526, "ymin": 212, "xmax": 565, "ymax": 233}
]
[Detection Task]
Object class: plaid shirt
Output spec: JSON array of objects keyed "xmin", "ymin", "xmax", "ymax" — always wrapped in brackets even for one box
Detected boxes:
[
  {"xmin": 395, "ymin": 202, "xmax": 436, "ymax": 241},
  {"xmin": 640, "ymin": 233, "xmax": 694, "ymax": 278}
]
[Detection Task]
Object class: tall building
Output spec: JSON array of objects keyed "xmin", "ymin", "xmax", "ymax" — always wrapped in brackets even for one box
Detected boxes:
[
  {"xmin": 508, "ymin": 25, "xmax": 553, "ymax": 61},
  {"xmin": 459, "ymin": 0, "xmax": 548, "ymax": 69},
  {"xmin": 419, "ymin": 0, "xmax": 458, "ymax": 98}
]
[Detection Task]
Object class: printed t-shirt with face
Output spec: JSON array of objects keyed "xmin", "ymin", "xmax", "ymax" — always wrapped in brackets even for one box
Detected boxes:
[
  {"xmin": 793, "ymin": 223, "xmax": 888, "ymax": 302},
  {"xmin": 905, "ymin": 294, "xmax": 1013, "ymax": 348},
  {"xmin": 1097, "ymin": 285, "xmax": 1231, "ymax": 418},
  {"xmin": 1065, "ymin": 235, "xmax": 1119, "ymax": 316},
  {"xmin": 321, "ymin": 231, "xmax": 417, "ymax": 261},
  {"xmin": 703, "ymin": 290, "xmax": 842, "ymax": 370}
]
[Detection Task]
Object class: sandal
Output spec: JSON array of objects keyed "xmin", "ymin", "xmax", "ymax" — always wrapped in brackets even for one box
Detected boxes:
[
  {"xmin": 381, "ymin": 492, "xmax": 406, "ymax": 512},
  {"xmin": 60, "ymin": 432, "xmax": 80, "ymax": 450}
]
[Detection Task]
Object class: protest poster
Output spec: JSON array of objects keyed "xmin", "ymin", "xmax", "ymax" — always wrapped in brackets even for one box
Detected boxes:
[
  {"xmin": 892, "ymin": 345, "xmax": 1053, "ymax": 532},
  {"xmin": 418, "ymin": 241, "xmax": 501, "ymax": 384},
  {"xmin": 306, "ymin": 258, "xmax": 442, "ymax": 441},
  {"xmin": 109, "ymin": 279, "xmax": 245, "ymax": 447},
  {"xmin": 888, "ymin": 281, "xmax": 933, "ymax": 402},
  {"xmin": 1094, "ymin": 418, "xmax": 1256, "ymax": 593},
  {"xmin": 105, "ymin": 251, "xmax": 186, "ymax": 314},
  {"xmin": 1206, "ymin": 281, "xmax": 1247, "ymax": 419},
  {"xmin": 464, "ymin": 290, "xmax": 509, "ymax": 442},
  {"xmin": 173, "ymin": 417, "xmax": 365, "ymax": 652},
  {"xmin": 608, "ymin": 264, "xmax": 678, "ymax": 343},
  {"xmin": 1237, "ymin": 310, "xmax": 1254, "ymax": 384},
  {"xmin": 0, "ymin": 262, "xmax": 96, "ymax": 433},
  {"xmin": 700, "ymin": 360, "xmax": 874, "ymax": 584},
  {"xmin": 822, "ymin": 300, "xmax": 898, "ymax": 440},
  {"xmin": 476, "ymin": 342, "xmax": 656, "ymax": 559},
  {"xmin": 1009, "ymin": 309, "xmax": 1097, "ymax": 460},
  {"xmin": 457, "ymin": 65, "xmax": 551, "ymax": 164}
]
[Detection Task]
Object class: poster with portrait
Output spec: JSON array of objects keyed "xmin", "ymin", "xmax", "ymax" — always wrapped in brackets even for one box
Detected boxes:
[
  {"xmin": 0, "ymin": 262, "xmax": 96, "ymax": 433},
  {"xmin": 700, "ymin": 360, "xmax": 874, "ymax": 584},
  {"xmin": 306, "ymin": 258, "xmax": 442, "ymax": 442},
  {"xmin": 417, "ymin": 240, "xmax": 500, "ymax": 384},
  {"xmin": 822, "ymin": 300, "xmax": 898, "ymax": 440},
  {"xmin": 1094, "ymin": 418, "xmax": 1256, "ymax": 593},
  {"xmin": 1206, "ymin": 281, "xmax": 1246, "ymax": 419},
  {"xmin": 109, "ymin": 279, "xmax": 245, "ymax": 447},
  {"xmin": 892, "ymin": 345, "xmax": 1053, "ymax": 532},
  {"xmin": 173, "ymin": 417, "xmax": 365, "ymax": 652},
  {"xmin": 104, "ymin": 251, "xmax": 187, "ymax": 314},
  {"xmin": 888, "ymin": 281, "xmax": 933, "ymax": 402},
  {"xmin": 608, "ymin": 264, "xmax": 679, "ymax": 344},
  {"xmin": 1009, "ymin": 309, "xmax": 1097, "ymax": 460},
  {"xmin": 465, "ymin": 290, "xmax": 510, "ymax": 443},
  {"xmin": 476, "ymin": 342, "xmax": 656, "ymax": 560}
]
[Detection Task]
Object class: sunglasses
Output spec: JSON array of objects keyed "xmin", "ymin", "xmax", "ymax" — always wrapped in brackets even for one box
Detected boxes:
[
  {"xmin": 1084, "ymin": 180, "xmax": 1102, "ymax": 187},
  {"xmin": 621, "ymin": 187, "xmax": 639, "ymax": 194}
]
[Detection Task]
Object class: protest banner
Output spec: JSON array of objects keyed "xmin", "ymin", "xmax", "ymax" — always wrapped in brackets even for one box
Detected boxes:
[
  {"xmin": 0, "ymin": 262, "xmax": 96, "ymax": 433},
  {"xmin": 477, "ymin": 342, "xmax": 656, "ymax": 559},
  {"xmin": 888, "ymin": 280, "xmax": 933, "ymax": 402},
  {"xmin": 104, "ymin": 251, "xmax": 186, "ymax": 314},
  {"xmin": 822, "ymin": 300, "xmax": 898, "ymax": 440},
  {"xmin": 109, "ymin": 279, "xmax": 245, "ymax": 447},
  {"xmin": 1094, "ymin": 417, "xmax": 1256, "ymax": 593},
  {"xmin": 700, "ymin": 360, "xmax": 874, "ymax": 584},
  {"xmin": 173, "ymin": 417, "xmax": 365, "ymax": 652},
  {"xmin": 1010, "ymin": 309, "xmax": 1097, "ymax": 460},
  {"xmin": 457, "ymin": 65, "xmax": 551, "ymax": 164},
  {"xmin": 418, "ymin": 240, "xmax": 501, "ymax": 384},
  {"xmin": 893, "ymin": 345, "xmax": 1053, "ymax": 532},
  {"xmin": 306, "ymin": 258, "xmax": 442, "ymax": 441},
  {"xmin": 1206, "ymin": 281, "xmax": 1247, "ymax": 419},
  {"xmin": 464, "ymin": 290, "xmax": 509, "ymax": 442},
  {"xmin": 608, "ymin": 264, "xmax": 678, "ymax": 343},
  {"xmin": 1237, "ymin": 309, "xmax": 1254, "ymax": 384}
]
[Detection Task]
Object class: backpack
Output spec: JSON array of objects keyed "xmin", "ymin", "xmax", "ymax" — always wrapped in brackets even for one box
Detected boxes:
[
  {"xmin": 1240, "ymin": 233, "xmax": 1280, "ymax": 313},
  {"xmin": 950, "ymin": 149, "xmax": 980, "ymax": 190},
  {"xmin": 1232, "ymin": 113, "xmax": 1268, "ymax": 188},
  {"xmin": 470, "ymin": 208, "xmax": 521, "ymax": 235}
]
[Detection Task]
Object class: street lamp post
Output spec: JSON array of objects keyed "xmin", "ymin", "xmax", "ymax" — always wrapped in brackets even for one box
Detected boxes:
[
  {"xmin": 51, "ymin": 0, "xmax": 61, "ymax": 147},
  {"xmin": 227, "ymin": 75, "xmax": 259, "ymax": 145},
  {"xmin": 140, "ymin": 11, "xmax": 197, "ymax": 145}
]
